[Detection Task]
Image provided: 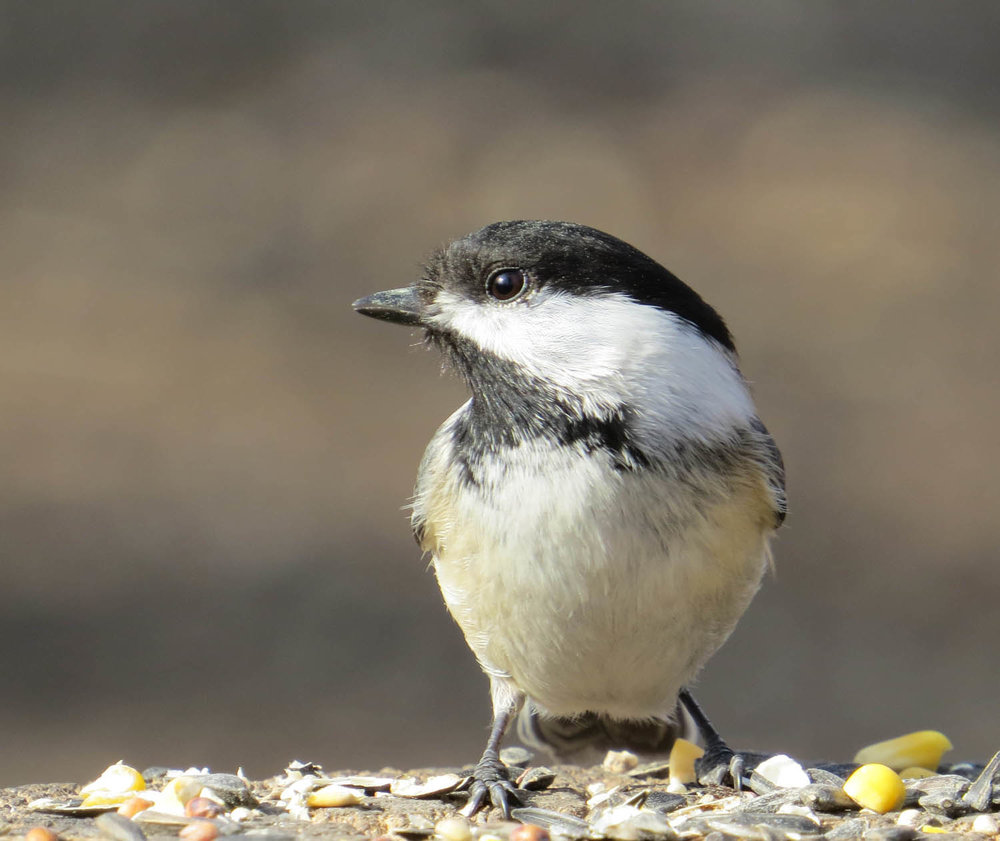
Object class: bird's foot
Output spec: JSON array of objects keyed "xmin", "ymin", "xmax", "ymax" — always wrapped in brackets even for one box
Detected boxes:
[
  {"xmin": 695, "ymin": 740, "xmax": 747, "ymax": 788},
  {"xmin": 460, "ymin": 752, "xmax": 522, "ymax": 818},
  {"xmin": 679, "ymin": 688, "xmax": 761, "ymax": 790}
]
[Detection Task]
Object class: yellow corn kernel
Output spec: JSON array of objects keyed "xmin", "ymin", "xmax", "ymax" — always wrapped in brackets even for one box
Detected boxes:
[
  {"xmin": 80, "ymin": 792, "xmax": 133, "ymax": 807},
  {"xmin": 853, "ymin": 731, "xmax": 952, "ymax": 773},
  {"xmin": 668, "ymin": 737, "xmax": 705, "ymax": 786},
  {"xmin": 898, "ymin": 766, "xmax": 936, "ymax": 779},
  {"xmin": 843, "ymin": 764, "xmax": 906, "ymax": 813},
  {"xmin": 920, "ymin": 827, "xmax": 947, "ymax": 834},
  {"xmin": 80, "ymin": 762, "xmax": 146, "ymax": 795}
]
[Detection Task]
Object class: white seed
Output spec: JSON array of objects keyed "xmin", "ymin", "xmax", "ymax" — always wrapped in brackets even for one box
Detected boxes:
[
  {"xmin": 897, "ymin": 809, "xmax": 923, "ymax": 826},
  {"xmin": 587, "ymin": 784, "xmax": 620, "ymax": 809},
  {"xmin": 754, "ymin": 754, "xmax": 811, "ymax": 789},
  {"xmin": 434, "ymin": 816, "xmax": 472, "ymax": 841},
  {"xmin": 972, "ymin": 814, "xmax": 999, "ymax": 835},
  {"xmin": 776, "ymin": 804, "xmax": 819, "ymax": 822},
  {"xmin": 591, "ymin": 805, "xmax": 671, "ymax": 841},
  {"xmin": 306, "ymin": 785, "xmax": 361, "ymax": 808},
  {"xmin": 157, "ymin": 778, "xmax": 203, "ymax": 815},
  {"xmin": 281, "ymin": 775, "xmax": 320, "ymax": 797},
  {"xmin": 603, "ymin": 750, "xmax": 639, "ymax": 774}
]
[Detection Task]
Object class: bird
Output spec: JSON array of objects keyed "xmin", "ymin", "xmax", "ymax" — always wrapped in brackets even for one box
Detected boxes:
[{"xmin": 353, "ymin": 220, "xmax": 786, "ymax": 816}]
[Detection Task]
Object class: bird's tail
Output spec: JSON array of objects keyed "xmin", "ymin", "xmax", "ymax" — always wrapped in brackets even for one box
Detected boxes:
[{"xmin": 516, "ymin": 699, "xmax": 699, "ymax": 765}]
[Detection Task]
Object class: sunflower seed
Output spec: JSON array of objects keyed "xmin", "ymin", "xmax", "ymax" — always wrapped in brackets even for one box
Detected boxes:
[
  {"xmin": 500, "ymin": 747, "xmax": 535, "ymax": 768},
  {"xmin": 747, "ymin": 773, "xmax": 779, "ymax": 796},
  {"xmin": 862, "ymin": 827, "xmax": 916, "ymax": 841},
  {"xmin": 734, "ymin": 789, "xmax": 802, "ymax": 814},
  {"xmin": 591, "ymin": 805, "xmax": 676, "ymax": 840},
  {"xmin": 322, "ymin": 775, "xmax": 395, "ymax": 792},
  {"xmin": 960, "ymin": 748, "xmax": 1000, "ymax": 812},
  {"xmin": 797, "ymin": 784, "xmax": 857, "ymax": 813},
  {"xmin": 641, "ymin": 792, "xmax": 687, "ymax": 814},
  {"xmin": 96, "ymin": 813, "xmax": 149, "ymax": 841},
  {"xmin": 187, "ymin": 775, "xmax": 257, "ymax": 808},
  {"xmin": 517, "ymin": 767, "xmax": 556, "ymax": 791},
  {"xmin": 805, "ymin": 769, "xmax": 846, "ymax": 787},
  {"xmin": 824, "ymin": 818, "xmax": 868, "ymax": 841},
  {"xmin": 627, "ymin": 762, "xmax": 672, "ymax": 780},
  {"xmin": 511, "ymin": 807, "xmax": 592, "ymax": 837}
]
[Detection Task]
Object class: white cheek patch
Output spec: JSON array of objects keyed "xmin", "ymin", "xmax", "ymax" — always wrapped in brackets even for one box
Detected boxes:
[{"xmin": 427, "ymin": 287, "xmax": 757, "ymax": 441}]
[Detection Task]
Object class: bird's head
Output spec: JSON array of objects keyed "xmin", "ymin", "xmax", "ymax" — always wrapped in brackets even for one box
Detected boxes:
[{"xmin": 354, "ymin": 220, "xmax": 751, "ymax": 442}]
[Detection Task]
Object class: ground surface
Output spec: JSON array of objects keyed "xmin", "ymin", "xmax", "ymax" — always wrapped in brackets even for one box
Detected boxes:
[{"xmin": 3, "ymin": 756, "xmax": 1000, "ymax": 841}]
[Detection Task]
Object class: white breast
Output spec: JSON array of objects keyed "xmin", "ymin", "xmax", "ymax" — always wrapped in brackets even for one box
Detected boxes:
[{"xmin": 414, "ymin": 424, "xmax": 776, "ymax": 720}]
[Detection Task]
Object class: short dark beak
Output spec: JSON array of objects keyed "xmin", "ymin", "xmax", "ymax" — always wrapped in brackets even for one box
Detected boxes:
[{"xmin": 352, "ymin": 286, "xmax": 423, "ymax": 326}]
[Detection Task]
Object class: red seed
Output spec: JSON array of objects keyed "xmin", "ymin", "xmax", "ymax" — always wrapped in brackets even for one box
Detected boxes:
[
  {"xmin": 510, "ymin": 825, "xmax": 550, "ymax": 841},
  {"xmin": 117, "ymin": 796, "xmax": 154, "ymax": 818},
  {"xmin": 179, "ymin": 821, "xmax": 219, "ymax": 841},
  {"xmin": 185, "ymin": 797, "xmax": 225, "ymax": 818},
  {"xmin": 26, "ymin": 828, "xmax": 59, "ymax": 841}
]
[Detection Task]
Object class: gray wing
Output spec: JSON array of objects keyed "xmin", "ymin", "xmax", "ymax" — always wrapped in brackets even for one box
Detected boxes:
[{"xmin": 750, "ymin": 417, "xmax": 786, "ymax": 527}]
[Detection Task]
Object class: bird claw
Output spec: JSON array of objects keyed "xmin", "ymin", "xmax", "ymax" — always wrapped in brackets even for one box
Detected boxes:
[
  {"xmin": 460, "ymin": 754, "xmax": 522, "ymax": 818},
  {"xmin": 695, "ymin": 742, "xmax": 747, "ymax": 789}
]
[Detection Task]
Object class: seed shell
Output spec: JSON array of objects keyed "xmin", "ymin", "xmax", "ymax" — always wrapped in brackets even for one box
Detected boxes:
[
  {"xmin": 95, "ymin": 812, "xmax": 149, "ymax": 841},
  {"xmin": 390, "ymin": 774, "xmax": 465, "ymax": 798}
]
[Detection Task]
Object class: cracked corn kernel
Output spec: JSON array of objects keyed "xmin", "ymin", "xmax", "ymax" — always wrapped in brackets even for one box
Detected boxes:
[
  {"xmin": 80, "ymin": 763, "xmax": 146, "ymax": 795},
  {"xmin": 897, "ymin": 766, "xmax": 936, "ymax": 779},
  {"xmin": 668, "ymin": 737, "xmax": 705, "ymax": 786},
  {"xmin": 80, "ymin": 792, "xmax": 133, "ymax": 807},
  {"xmin": 843, "ymin": 764, "xmax": 906, "ymax": 813},
  {"xmin": 853, "ymin": 731, "xmax": 952, "ymax": 772}
]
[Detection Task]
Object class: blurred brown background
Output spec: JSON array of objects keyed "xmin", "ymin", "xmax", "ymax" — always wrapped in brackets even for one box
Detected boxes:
[{"xmin": 2, "ymin": 1, "xmax": 999, "ymax": 786}]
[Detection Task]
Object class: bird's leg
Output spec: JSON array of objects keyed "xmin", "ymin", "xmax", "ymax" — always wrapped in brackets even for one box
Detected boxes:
[
  {"xmin": 461, "ymin": 686, "xmax": 525, "ymax": 818},
  {"xmin": 678, "ymin": 687, "xmax": 746, "ymax": 789}
]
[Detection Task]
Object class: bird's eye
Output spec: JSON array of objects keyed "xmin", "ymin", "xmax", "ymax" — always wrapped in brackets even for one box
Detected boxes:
[{"xmin": 486, "ymin": 269, "xmax": 526, "ymax": 302}]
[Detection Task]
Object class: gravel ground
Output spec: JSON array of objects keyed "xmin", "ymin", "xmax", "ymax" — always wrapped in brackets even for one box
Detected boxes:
[{"xmin": 4, "ymin": 755, "xmax": 999, "ymax": 841}]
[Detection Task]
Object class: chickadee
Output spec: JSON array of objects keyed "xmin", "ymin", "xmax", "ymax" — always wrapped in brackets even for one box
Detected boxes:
[{"xmin": 353, "ymin": 221, "xmax": 785, "ymax": 816}]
